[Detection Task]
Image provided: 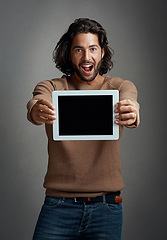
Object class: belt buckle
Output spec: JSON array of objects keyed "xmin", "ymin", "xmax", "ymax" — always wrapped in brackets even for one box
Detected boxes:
[{"xmin": 74, "ymin": 197, "xmax": 91, "ymax": 203}]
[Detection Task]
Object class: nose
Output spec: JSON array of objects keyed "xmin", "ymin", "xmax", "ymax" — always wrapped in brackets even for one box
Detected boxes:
[{"xmin": 83, "ymin": 49, "xmax": 91, "ymax": 61}]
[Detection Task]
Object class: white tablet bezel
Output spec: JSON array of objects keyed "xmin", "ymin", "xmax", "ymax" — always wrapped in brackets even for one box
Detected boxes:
[{"xmin": 52, "ymin": 90, "xmax": 119, "ymax": 141}]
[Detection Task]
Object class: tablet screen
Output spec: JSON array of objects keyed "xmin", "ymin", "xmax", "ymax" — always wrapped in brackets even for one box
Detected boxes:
[
  {"xmin": 58, "ymin": 95, "xmax": 113, "ymax": 135},
  {"xmin": 52, "ymin": 90, "xmax": 119, "ymax": 141}
]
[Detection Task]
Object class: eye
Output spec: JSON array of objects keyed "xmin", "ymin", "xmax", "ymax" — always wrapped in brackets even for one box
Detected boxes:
[
  {"xmin": 75, "ymin": 49, "xmax": 82, "ymax": 53},
  {"xmin": 91, "ymin": 47, "xmax": 97, "ymax": 52}
]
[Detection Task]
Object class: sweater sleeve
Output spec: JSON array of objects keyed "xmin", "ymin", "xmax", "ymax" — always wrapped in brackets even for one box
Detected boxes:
[
  {"xmin": 27, "ymin": 80, "xmax": 56, "ymax": 124},
  {"xmin": 118, "ymin": 80, "xmax": 140, "ymax": 128}
]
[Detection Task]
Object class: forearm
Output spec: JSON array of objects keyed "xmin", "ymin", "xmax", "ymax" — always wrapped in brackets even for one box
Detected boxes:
[
  {"xmin": 115, "ymin": 80, "xmax": 140, "ymax": 128},
  {"xmin": 27, "ymin": 80, "xmax": 56, "ymax": 125},
  {"xmin": 27, "ymin": 99, "xmax": 40, "ymax": 125}
]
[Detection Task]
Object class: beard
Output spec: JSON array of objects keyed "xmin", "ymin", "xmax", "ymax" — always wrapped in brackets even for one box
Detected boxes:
[{"xmin": 72, "ymin": 59, "xmax": 102, "ymax": 82}]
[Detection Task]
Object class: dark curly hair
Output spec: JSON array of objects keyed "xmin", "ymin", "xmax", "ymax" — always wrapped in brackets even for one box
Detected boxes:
[{"xmin": 53, "ymin": 18, "xmax": 114, "ymax": 76}]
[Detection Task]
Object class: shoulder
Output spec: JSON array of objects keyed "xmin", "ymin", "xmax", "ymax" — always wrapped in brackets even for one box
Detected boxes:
[
  {"xmin": 104, "ymin": 76, "xmax": 124, "ymax": 88},
  {"xmin": 104, "ymin": 76, "xmax": 137, "ymax": 91},
  {"xmin": 34, "ymin": 75, "xmax": 68, "ymax": 92},
  {"xmin": 50, "ymin": 75, "xmax": 69, "ymax": 90}
]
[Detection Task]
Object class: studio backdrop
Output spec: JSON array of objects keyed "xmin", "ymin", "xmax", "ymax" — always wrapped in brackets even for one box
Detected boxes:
[{"xmin": 0, "ymin": 0, "xmax": 166, "ymax": 239}]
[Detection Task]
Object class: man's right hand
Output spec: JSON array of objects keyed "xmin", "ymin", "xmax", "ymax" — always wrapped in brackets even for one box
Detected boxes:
[{"xmin": 31, "ymin": 99, "xmax": 56, "ymax": 125}]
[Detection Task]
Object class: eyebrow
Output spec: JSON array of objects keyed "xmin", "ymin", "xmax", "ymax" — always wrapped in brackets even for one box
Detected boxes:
[{"xmin": 72, "ymin": 45, "xmax": 99, "ymax": 50}]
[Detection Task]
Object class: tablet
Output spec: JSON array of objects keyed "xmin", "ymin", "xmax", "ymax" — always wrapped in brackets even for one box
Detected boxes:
[{"xmin": 52, "ymin": 90, "xmax": 119, "ymax": 141}]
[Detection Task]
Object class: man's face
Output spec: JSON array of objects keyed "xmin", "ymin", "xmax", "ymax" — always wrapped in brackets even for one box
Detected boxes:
[{"xmin": 70, "ymin": 33, "xmax": 104, "ymax": 82}]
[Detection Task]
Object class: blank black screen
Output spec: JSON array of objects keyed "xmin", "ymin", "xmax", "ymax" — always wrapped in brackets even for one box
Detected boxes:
[{"xmin": 58, "ymin": 95, "xmax": 113, "ymax": 135}]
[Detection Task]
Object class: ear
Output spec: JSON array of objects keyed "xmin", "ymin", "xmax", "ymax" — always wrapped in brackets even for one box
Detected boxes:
[{"xmin": 101, "ymin": 48, "xmax": 105, "ymax": 58}]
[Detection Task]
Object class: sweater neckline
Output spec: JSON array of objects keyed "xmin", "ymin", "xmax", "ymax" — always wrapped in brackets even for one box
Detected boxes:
[{"xmin": 68, "ymin": 75, "xmax": 110, "ymax": 90}]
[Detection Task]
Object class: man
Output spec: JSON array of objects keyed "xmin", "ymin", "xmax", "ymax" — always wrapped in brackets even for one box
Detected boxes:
[{"xmin": 27, "ymin": 18, "xmax": 140, "ymax": 240}]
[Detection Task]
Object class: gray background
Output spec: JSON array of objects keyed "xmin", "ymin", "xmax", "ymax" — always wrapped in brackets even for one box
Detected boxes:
[{"xmin": 0, "ymin": 0, "xmax": 166, "ymax": 239}]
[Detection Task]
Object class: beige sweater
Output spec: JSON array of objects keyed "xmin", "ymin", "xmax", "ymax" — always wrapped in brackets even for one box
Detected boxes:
[{"xmin": 27, "ymin": 75, "xmax": 140, "ymax": 197}]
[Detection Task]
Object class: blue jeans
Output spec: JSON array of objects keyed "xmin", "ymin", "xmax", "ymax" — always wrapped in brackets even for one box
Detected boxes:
[{"xmin": 33, "ymin": 196, "xmax": 122, "ymax": 240}]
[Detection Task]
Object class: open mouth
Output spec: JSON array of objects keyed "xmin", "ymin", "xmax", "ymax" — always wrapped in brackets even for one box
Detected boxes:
[{"xmin": 81, "ymin": 64, "xmax": 94, "ymax": 74}]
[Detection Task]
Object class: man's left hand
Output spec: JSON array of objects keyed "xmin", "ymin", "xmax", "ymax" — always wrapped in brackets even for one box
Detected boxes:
[{"xmin": 114, "ymin": 99, "xmax": 137, "ymax": 126}]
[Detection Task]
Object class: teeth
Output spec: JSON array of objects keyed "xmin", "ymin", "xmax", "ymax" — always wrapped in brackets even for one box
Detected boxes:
[{"xmin": 82, "ymin": 64, "xmax": 92, "ymax": 67}]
